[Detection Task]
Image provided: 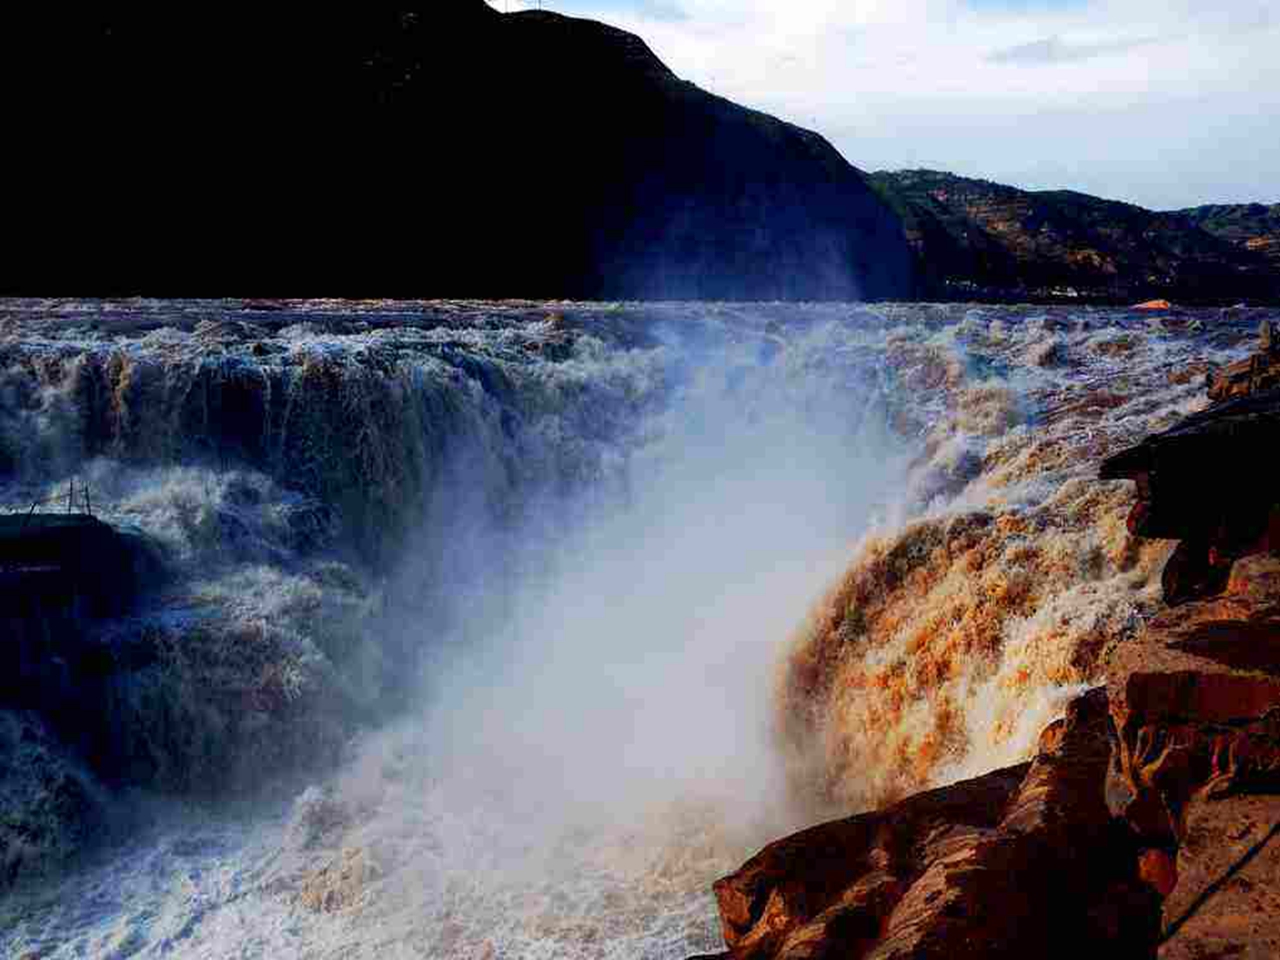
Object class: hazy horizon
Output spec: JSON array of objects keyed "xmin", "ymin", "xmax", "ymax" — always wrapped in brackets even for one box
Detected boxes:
[{"xmin": 488, "ymin": 0, "xmax": 1280, "ymax": 211}]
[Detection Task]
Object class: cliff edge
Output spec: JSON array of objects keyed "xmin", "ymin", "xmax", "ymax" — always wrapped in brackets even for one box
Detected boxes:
[
  {"xmin": 696, "ymin": 555, "xmax": 1280, "ymax": 958},
  {"xmin": 698, "ymin": 330, "xmax": 1280, "ymax": 957}
]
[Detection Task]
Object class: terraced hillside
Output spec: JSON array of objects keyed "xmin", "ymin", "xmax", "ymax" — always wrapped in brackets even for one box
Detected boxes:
[
  {"xmin": 1181, "ymin": 202, "xmax": 1280, "ymax": 270},
  {"xmin": 871, "ymin": 170, "xmax": 1280, "ymax": 305}
]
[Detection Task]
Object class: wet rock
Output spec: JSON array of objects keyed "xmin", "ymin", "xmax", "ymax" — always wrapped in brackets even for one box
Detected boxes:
[
  {"xmin": 0, "ymin": 514, "xmax": 161, "ymax": 618},
  {"xmin": 705, "ymin": 689, "xmax": 1159, "ymax": 958},
  {"xmin": 708, "ymin": 764, "xmax": 1023, "ymax": 959},
  {"xmin": 1022, "ymin": 336, "xmax": 1067, "ymax": 368},
  {"xmin": 0, "ymin": 710, "xmax": 107, "ymax": 889},
  {"xmin": 1, "ymin": 515, "xmax": 167, "ymax": 769},
  {"xmin": 1206, "ymin": 321, "xmax": 1280, "ymax": 401},
  {"xmin": 1100, "ymin": 386, "xmax": 1280, "ymax": 604}
]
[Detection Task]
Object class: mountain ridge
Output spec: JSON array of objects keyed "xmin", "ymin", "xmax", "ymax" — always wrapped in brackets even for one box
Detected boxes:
[
  {"xmin": 869, "ymin": 169, "xmax": 1280, "ymax": 304},
  {"xmin": 1, "ymin": 4, "xmax": 1275, "ymax": 303},
  {"xmin": 0, "ymin": 4, "xmax": 914, "ymax": 301}
]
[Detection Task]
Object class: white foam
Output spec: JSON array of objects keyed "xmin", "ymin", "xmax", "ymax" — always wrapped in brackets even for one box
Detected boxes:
[{"xmin": 1, "ymin": 300, "xmax": 1271, "ymax": 958}]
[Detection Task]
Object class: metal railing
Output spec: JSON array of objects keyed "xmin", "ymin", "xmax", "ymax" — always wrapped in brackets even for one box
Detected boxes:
[{"xmin": 2, "ymin": 478, "xmax": 97, "ymax": 533}]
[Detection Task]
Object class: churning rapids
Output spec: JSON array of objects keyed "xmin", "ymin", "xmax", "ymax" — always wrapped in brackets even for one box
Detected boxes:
[{"xmin": 1, "ymin": 298, "xmax": 1275, "ymax": 959}]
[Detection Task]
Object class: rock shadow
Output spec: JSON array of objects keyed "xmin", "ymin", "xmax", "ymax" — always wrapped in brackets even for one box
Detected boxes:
[{"xmin": 1170, "ymin": 615, "xmax": 1280, "ymax": 676}]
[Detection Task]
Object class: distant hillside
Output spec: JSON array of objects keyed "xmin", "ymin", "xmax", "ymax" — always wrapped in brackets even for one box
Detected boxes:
[
  {"xmin": 870, "ymin": 170, "xmax": 1280, "ymax": 304},
  {"xmin": 1180, "ymin": 203, "xmax": 1280, "ymax": 271},
  {"xmin": 1, "ymin": 3, "xmax": 914, "ymax": 301}
]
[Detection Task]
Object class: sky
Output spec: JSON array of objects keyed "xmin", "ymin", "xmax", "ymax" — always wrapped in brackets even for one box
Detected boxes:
[{"xmin": 488, "ymin": 0, "xmax": 1279, "ymax": 209}]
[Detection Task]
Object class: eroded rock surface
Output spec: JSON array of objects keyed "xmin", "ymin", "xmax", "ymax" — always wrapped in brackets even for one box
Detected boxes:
[
  {"xmin": 708, "ymin": 555, "xmax": 1280, "ymax": 958},
  {"xmin": 704, "ymin": 689, "xmax": 1159, "ymax": 959},
  {"xmin": 1159, "ymin": 794, "xmax": 1280, "ymax": 958},
  {"xmin": 1104, "ymin": 556, "xmax": 1280, "ymax": 955},
  {"xmin": 1206, "ymin": 320, "xmax": 1279, "ymax": 401}
]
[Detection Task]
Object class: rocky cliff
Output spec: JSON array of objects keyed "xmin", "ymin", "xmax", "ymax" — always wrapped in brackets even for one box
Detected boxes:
[
  {"xmin": 0, "ymin": 512, "xmax": 168, "ymax": 886},
  {"xmin": 1, "ymin": 4, "xmax": 915, "ymax": 301},
  {"xmin": 1100, "ymin": 326, "xmax": 1280, "ymax": 605},
  {"xmin": 870, "ymin": 170, "xmax": 1280, "ymax": 305},
  {"xmin": 700, "ymin": 326, "xmax": 1280, "ymax": 957},
  {"xmin": 698, "ymin": 556, "xmax": 1280, "ymax": 958},
  {"xmin": 698, "ymin": 689, "xmax": 1161, "ymax": 959}
]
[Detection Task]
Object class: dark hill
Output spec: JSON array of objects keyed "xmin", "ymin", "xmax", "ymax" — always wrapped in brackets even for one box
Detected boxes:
[
  {"xmin": 870, "ymin": 170, "xmax": 1280, "ymax": 305},
  {"xmin": 1179, "ymin": 203, "xmax": 1280, "ymax": 271},
  {"xmin": 1, "ymin": 4, "xmax": 915, "ymax": 301}
]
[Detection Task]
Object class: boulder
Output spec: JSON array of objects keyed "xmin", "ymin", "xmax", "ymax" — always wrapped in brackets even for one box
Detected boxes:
[
  {"xmin": 1, "ymin": 514, "xmax": 165, "ymax": 759},
  {"xmin": 1099, "ymin": 384, "xmax": 1280, "ymax": 605},
  {"xmin": 1206, "ymin": 322, "xmax": 1280, "ymax": 402},
  {"xmin": 701, "ymin": 689, "xmax": 1160, "ymax": 959}
]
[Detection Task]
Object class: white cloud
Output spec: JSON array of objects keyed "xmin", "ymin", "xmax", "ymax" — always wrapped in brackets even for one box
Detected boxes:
[{"xmin": 491, "ymin": 0, "xmax": 1280, "ymax": 208}]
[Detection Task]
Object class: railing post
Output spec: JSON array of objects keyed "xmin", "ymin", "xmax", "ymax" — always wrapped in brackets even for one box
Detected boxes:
[{"xmin": 20, "ymin": 499, "xmax": 38, "ymax": 534}]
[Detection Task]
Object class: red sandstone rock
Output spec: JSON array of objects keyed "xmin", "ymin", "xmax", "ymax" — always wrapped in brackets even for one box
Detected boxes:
[
  {"xmin": 1106, "ymin": 571, "xmax": 1280, "ymax": 841},
  {"xmin": 1207, "ymin": 322, "xmax": 1279, "ymax": 401},
  {"xmin": 1103, "ymin": 561, "xmax": 1280, "ymax": 955},
  {"xmin": 1159, "ymin": 794, "xmax": 1280, "ymax": 958},
  {"xmin": 702, "ymin": 689, "xmax": 1159, "ymax": 959}
]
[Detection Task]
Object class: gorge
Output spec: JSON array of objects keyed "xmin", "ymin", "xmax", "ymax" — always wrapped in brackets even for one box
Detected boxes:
[{"xmin": 3, "ymin": 298, "xmax": 1278, "ymax": 957}]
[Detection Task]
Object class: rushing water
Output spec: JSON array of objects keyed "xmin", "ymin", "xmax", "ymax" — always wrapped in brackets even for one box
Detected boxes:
[{"xmin": 1, "ymin": 299, "xmax": 1274, "ymax": 958}]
